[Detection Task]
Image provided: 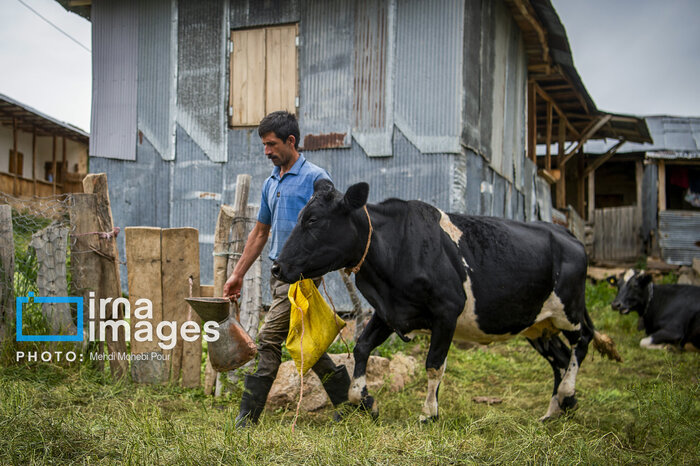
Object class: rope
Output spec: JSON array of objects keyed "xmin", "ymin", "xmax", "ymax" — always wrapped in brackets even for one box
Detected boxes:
[
  {"xmin": 291, "ymin": 287, "xmax": 305, "ymax": 433},
  {"xmin": 345, "ymin": 205, "xmax": 373, "ymax": 275},
  {"xmin": 71, "ymin": 226, "xmax": 120, "ymax": 239}
]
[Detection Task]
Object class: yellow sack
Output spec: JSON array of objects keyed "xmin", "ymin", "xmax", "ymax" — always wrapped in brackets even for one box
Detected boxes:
[{"xmin": 287, "ymin": 279, "xmax": 346, "ymax": 375}]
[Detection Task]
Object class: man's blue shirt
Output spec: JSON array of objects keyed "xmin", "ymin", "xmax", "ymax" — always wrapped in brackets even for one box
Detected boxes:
[{"xmin": 258, "ymin": 154, "xmax": 331, "ymax": 260}]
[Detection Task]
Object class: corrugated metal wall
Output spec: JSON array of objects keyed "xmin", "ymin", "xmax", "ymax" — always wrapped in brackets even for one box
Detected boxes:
[
  {"xmin": 659, "ymin": 210, "xmax": 700, "ymax": 265},
  {"xmin": 90, "ymin": 0, "xmax": 138, "ymax": 160},
  {"xmin": 88, "ymin": 0, "xmax": 547, "ymax": 303}
]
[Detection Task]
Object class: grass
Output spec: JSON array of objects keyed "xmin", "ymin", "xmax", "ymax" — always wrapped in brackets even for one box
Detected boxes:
[{"xmin": 1, "ymin": 281, "xmax": 698, "ymax": 464}]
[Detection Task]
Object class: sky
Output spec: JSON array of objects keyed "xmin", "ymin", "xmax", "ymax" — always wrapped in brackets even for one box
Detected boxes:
[{"xmin": 0, "ymin": 0, "xmax": 697, "ymax": 135}]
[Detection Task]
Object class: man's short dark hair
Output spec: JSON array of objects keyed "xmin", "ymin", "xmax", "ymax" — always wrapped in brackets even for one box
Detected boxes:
[{"xmin": 258, "ymin": 111, "xmax": 300, "ymax": 149}]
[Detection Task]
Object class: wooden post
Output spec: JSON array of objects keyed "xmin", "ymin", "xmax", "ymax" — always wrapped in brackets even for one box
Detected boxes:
[
  {"xmin": 635, "ymin": 159, "xmax": 644, "ymax": 228},
  {"xmin": 61, "ymin": 137, "xmax": 67, "ymax": 188},
  {"xmin": 556, "ymin": 119, "xmax": 566, "ymax": 210},
  {"xmin": 161, "ymin": 228, "xmax": 201, "ymax": 387},
  {"xmin": 215, "ymin": 174, "xmax": 251, "ymax": 397},
  {"xmin": 0, "ymin": 205, "xmax": 14, "ymax": 341},
  {"xmin": 12, "ymin": 118, "xmax": 18, "ymax": 196},
  {"xmin": 70, "ymin": 193, "xmax": 104, "ymax": 370},
  {"xmin": 527, "ymin": 81, "xmax": 537, "ymax": 162},
  {"xmin": 32, "ymin": 132, "xmax": 37, "ymax": 197},
  {"xmin": 126, "ymin": 227, "xmax": 167, "ymax": 384},
  {"xmin": 658, "ymin": 160, "xmax": 666, "ymax": 212},
  {"xmin": 83, "ymin": 173, "xmax": 128, "ymax": 379},
  {"xmin": 52, "ymin": 136, "xmax": 57, "ymax": 196},
  {"xmin": 577, "ymin": 150, "xmax": 585, "ymax": 217},
  {"xmin": 587, "ymin": 170, "xmax": 595, "ymax": 222},
  {"xmin": 545, "ymin": 102, "xmax": 553, "ymax": 170}
]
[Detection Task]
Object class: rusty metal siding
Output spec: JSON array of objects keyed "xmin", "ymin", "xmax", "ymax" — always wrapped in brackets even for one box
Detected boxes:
[
  {"xmin": 298, "ymin": 0, "xmax": 353, "ymax": 150},
  {"xmin": 138, "ymin": 0, "xmax": 177, "ymax": 161},
  {"xmin": 393, "ymin": 0, "xmax": 463, "ymax": 154},
  {"xmin": 177, "ymin": 0, "xmax": 228, "ymax": 162},
  {"xmin": 462, "ymin": 0, "xmax": 482, "ymax": 153},
  {"xmin": 659, "ymin": 210, "xmax": 700, "ymax": 265},
  {"xmin": 479, "ymin": 0, "xmax": 495, "ymax": 162},
  {"xmin": 230, "ymin": 0, "xmax": 299, "ymax": 29},
  {"xmin": 90, "ymin": 0, "xmax": 138, "ymax": 160}
]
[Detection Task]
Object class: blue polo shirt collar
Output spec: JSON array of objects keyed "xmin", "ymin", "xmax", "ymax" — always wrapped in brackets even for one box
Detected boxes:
[{"xmin": 271, "ymin": 154, "xmax": 306, "ymax": 180}]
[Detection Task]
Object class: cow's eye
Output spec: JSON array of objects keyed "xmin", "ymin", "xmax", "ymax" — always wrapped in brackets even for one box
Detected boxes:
[{"xmin": 307, "ymin": 216, "xmax": 318, "ymax": 225}]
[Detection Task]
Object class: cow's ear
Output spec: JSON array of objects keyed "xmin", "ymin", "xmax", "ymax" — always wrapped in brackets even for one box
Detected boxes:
[
  {"xmin": 342, "ymin": 182, "xmax": 369, "ymax": 211},
  {"xmin": 314, "ymin": 178, "xmax": 335, "ymax": 193},
  {"xmin": 639, "ymin": 273, "xmax": 653, "ymax": 287}
]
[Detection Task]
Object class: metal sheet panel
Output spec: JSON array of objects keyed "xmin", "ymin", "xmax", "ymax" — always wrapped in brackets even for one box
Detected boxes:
[
  {"xmin": 177, "ymin": 0, "xmax": 228, "ymax": 162},
  {"xmin": 90, "ymin": 0, "xmax": 138, "ymax": 160},
  {"xmin": 462, "ymin": 0, "xmax": 482, "ymax": 152},
  {"xmin": 171, "ymin": 125, "xmax": 225, "ymax": 285},
  {"xmin": 352, "ymin": 0, "xmax": 394, "ymax": 157},
  {"xmin": 465, "ymin": 149, "xmax": 484, "ymax": 215},
  {"xmin": 298, "ymin": 0, "xmax": 354, "ymax": 151},
  {"xmin": 659, "ymin": 210, "xmax": 700, "ymax": 265},
  {"xmin": 138, "ymin": 0, "xmax": 177, "ymax": 161},
  {"xmin": 479, "ymin": 0, "xmax": 494, "ymax": 162},
  {"xmin": 89, "ymin": 138, "xmax": 172, "ymax": 291},
  {"xmin": 394, "ymin": 0, "xmax": 463, "ymax": 153},
  {"xmin": 230, "ymin": 0, "xmax": 299, "ymax": 29}
]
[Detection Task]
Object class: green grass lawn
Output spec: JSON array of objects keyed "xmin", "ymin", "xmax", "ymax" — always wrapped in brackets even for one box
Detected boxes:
[{"xmin": 1, "ymin": 281, "xmax": 698, "ymax": 464}]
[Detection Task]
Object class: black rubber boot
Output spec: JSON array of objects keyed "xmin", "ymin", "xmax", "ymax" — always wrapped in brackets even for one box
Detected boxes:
[
  {"xmin": 318, "ymin": 365, "xmax": 351, "ymax": 421},
  {"xmin": 234, "ymin": 374, "xmax": 275, "ymax": 429}
]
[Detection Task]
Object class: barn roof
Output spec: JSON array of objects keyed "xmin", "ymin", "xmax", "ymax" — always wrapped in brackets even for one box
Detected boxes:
[
  {"xmin": 584, "ymin": 116, "xmax": 700, "ymax": 159},
  {"xmin": 0, "ymin": 93, "xmax": 89, "ymax": 143}
]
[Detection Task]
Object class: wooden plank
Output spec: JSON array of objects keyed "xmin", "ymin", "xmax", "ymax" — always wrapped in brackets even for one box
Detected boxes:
[
  {"xmin": 587, "ymin": 170, "xmax": 595, "ymax": 222},
  {"xmin": 279, "ymin": 24, "xmax": 297, "ymax": 113},
  {"xmin": 583, "ymin": 139, "xmax": 627, "ymax": 177},
  {"xmin": 12, "ymin": 118, "xmax": 18, "ymax": 196},
  {"xmin": 231, "ymin": 29, "xmax": 266, "ymax": 126},
  {"xmin": 545, "ymin": 101, "xmax": 552, "ymax": 170},
  {"xmin": 556, "ymin": 118, "xmax": 566, "ymax": 209},
  {"xmin": 266, "ymin": 26, "xmax": 282, "ymax": 112},
  {"xmin": 126, "ymin": 227, "xmax": 166, "ymax": 383},
  {"xmin": 527, "ymin": 81, "xmax": 536, "ymax": 162},
  {"xmin": 162, "ymin": 227, "xmax": 201, "ymax": 388},
  {"xmin": 635, "ymin": 159, "xmax": 643, "ymax": 230},
  {"xmin": 32, "ymin": 132, "xmax": 36, "ymax": 196},
  {"xmin": 70, "ymin": 193, "xmax": 104, "ymax": 370},
  {"xmin": 658, "ymin": 160, "xmax": 666, "ymax": 212},
  {"xmin": 200, "ymin": 285, "xmax": 214, "ymax": 297},
  {"xmin": 83, "ymin": 173, "xmax": 128, "ymax": 379},
  {"xmin": 0, "ymin": 205, "xmax": 14, "ymax": 341},
  {"xmin": 577, "ymin": 151, "xmax": 585, "ymax": 217},
  {"xmin": 559, "ymin": 114, "xmax": 613, "ymax": 167},
  {"xmin": 52, "ymin": 136, "xmax": 57, "ymax": 195}
]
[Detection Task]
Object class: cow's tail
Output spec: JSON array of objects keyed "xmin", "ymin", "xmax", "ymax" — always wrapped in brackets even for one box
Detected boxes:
[{"xmin": 584, "ymin": 311, "xmax": 623, "ymax": 362}]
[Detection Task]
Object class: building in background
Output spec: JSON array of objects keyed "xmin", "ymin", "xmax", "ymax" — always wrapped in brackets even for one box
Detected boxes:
[
  {"xmin": 56, "ymin": 0, "xmax": 651, "ymax": 305},
  {"xmin": 0, "ymin": 93, "xmax": 89, "ymax": 198},
  {"xmin": 584, "ymin": 116, "xmax": 700, "ymax": 265}
]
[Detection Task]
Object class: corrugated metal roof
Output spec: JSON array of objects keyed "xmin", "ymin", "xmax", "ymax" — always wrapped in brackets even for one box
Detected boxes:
[
  {"xmin": 584, "ymin": 116, "xmax": 700, "ymax": 158},
  {"xmin": 0, "ymin": 93, "xmax": 89, "ymax": 141}
]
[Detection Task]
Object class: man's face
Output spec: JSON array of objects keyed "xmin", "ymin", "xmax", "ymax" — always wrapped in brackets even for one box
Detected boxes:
[{"xmin": 261, "ymin": 131, "xmax": 295, "ymax": 168}]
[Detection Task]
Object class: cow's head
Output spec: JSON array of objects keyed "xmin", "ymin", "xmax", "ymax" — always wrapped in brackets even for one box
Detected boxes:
[
  {"xmin": 610, "ymin": 270, "xmax": 653, "ymax": 315},
  {"xmin": 271, "ymin": 180, "xmax": 370, "ymax": 283}
]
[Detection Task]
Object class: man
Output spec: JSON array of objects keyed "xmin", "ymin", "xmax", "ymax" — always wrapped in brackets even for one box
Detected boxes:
[{"xmin": 223, "ymin": 111, "xmax": 350, "ymax": 428}]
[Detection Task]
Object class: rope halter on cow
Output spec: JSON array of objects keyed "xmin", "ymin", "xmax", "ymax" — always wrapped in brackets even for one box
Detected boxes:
[{"xmin": 345, "ymin": 205, "xmax": 373, "ymax": 275}]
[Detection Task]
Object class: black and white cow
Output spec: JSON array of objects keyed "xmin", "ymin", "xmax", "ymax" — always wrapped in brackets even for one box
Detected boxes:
[
  {"xmin": 611, "ymin": 269, "xmax": 700, "ymax": 351},
  {"xmin": 272, "ymin": 181, "xmax": 621, "ymax": 422}
]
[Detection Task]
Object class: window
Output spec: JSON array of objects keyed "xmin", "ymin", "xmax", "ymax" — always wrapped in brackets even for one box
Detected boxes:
[
  {"xmin": 8, "ymin": 150, "xmax": 23, "ymax": 176},
  {"xmin": 229, "ymin": 24, "xmax": 298, "ymax": 127}
]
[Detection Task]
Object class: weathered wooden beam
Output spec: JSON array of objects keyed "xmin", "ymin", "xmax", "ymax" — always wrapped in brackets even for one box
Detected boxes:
[
  {"xmin": 556, "ymin": 120, "xmax": 566, "ymax": 210},
  {"xmin": 511, "ymin": 0, "xmax": 549, "ymax": 63},
  {"xmin": 0, "ymin": 205, "xmax": 14, "ymax": 341},
  {"xmin": 587, "ymin": 170, "xmax": 595, "ymax": 221},
  {"xmin": 31, "ymin": 131, "xmax": 36, "ymax": 197},
  {"xmin": 559, "ymin": 114, "xmax": 613, "ymax": 167},
  {"xmin": 527, "ymin": 81, "xmax": 537, "ymax": 162},
  {"xmin": 545, "ymin": 101, "xmax": 553, "ymax": 170},
  {"xmin": 583, "ymin": 139, "xmax": 627, "ymax": 177},
  {"xmin": 577, "ymin": 151, "xmax": 586, "ymax": 217},
  {"xmin": 52, "ymin": 135, "xmax": 57, "ymax": 195},
  {"xmin": 532, "ymin": 82, "xmax": 580, "ymax": 138},
  {"xmin": 658, "ymin": 160, "xmax": 666, "ymax": 212},
  {"xmin": 83, "ymin": 173, "xmax": 128, "ymax": 379},
  {"xmin": 12, "ymin": 118, "xmax": 18, "ymax": 196}
]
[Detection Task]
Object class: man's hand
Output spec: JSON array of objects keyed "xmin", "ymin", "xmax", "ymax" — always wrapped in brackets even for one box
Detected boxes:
[{"xmin": 223, "ymin": 273, "xmax": 243, "ymax": 301}]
